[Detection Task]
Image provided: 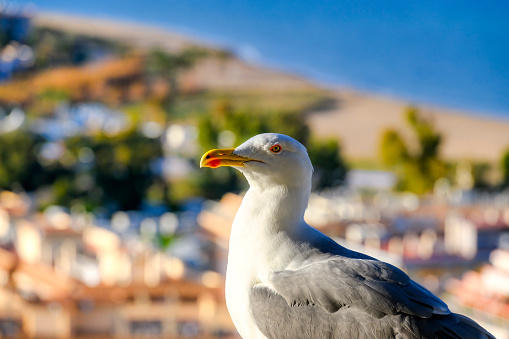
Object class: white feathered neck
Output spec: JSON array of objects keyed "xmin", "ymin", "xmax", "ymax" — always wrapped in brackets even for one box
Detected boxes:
[{"xmin": 223, "ymin": 133, "xmax": 315, "ymax": 338}]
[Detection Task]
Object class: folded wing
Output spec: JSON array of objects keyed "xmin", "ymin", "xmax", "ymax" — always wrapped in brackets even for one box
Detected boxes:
[
  {"xmin": 269, "ymin": 256, "xmax": 449, "ymax": 318},
  {"xmin": 249, "ymin": 256, "xmax": 494, "ymax": 338}
]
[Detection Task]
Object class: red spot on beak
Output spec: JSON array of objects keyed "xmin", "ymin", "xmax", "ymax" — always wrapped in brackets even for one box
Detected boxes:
[{"xmin": 209, "ymin": 159, "xmax": 221, "ymax": 168}]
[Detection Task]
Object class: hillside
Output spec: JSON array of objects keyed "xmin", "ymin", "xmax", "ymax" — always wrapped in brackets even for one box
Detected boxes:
[{"xmin": 35, "ymin": 12, "xmax": 509, "ymax": 163}]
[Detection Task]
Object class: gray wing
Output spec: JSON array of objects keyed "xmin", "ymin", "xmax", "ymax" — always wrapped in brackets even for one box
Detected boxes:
[
  {"xmin": 269, "ymin": 257, "xmax": 449, "ymax": 318},
  {"xmin": 249, "ymin": 257, "xmax": 495, "ymax": 339}
]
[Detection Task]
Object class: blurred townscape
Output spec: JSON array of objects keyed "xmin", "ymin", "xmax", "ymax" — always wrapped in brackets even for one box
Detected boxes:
[{"xmin": 0, "ymin": 4, "xmax": 509, "ymax": 339}]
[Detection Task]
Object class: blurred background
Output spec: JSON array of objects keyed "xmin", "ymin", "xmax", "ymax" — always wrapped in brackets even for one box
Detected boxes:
[{"xmin": 0, "ymin": 1, "xmax": 508, "ymax": 338}]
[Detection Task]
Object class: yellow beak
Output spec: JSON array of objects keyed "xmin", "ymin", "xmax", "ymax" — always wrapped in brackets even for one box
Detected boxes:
[{"xmin": 200, "ymin": 148, "xmax": 253, "ymax": 168}]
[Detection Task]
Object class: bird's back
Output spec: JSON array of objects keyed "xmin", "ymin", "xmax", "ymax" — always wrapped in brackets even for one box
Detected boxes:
[
  {"xmin": 250, "ymin": 286, "xmax": 493, "ymax": 339},
  {"xmin": 248, "ymin": 227, "xmax": 495, "ymax": 339}
]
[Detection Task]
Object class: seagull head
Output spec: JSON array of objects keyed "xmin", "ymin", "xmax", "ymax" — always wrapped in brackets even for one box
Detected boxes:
[{"xmin": 200, "ymin": 133, "xmax": 313, "ymax": 190}]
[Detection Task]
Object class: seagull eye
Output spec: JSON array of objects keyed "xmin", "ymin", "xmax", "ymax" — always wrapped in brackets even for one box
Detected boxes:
[{"xmin": 270, "ymin": 144, "xmax": 282, "ymax": 153}]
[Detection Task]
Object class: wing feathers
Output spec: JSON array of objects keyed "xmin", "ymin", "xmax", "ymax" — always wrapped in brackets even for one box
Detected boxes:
[
  {"xmin": 254, "ymin": 256, "xmax": 494, "ymax": 338},
  {"xmin": 270, "ymin": 257, "xmax": 449, "ymax": 318},
  {"xmin": 250, "ymin": 285, "xmax": 496, "ymax": 339}
]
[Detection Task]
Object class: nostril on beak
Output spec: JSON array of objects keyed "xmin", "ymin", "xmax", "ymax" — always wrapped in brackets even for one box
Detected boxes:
[{"xmin": 206, "ymin": 154, "xmax": 210, "ymax": 159}]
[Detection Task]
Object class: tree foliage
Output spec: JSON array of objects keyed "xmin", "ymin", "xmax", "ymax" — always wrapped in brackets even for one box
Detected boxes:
[
  {"xmin": 0, "ymin": 127, "xmax": 163, "ymax": 211},
  {"xmin": 198, "ymin": 98, "xmax": 310, "ymax": 150},
  {"xmin": 65, "ymin": 130, "xmax": 163, "ymax": 210},
  {"xmin": 380, "ymin": 130, "xmax": 408, "ymax": 166},
  {"xmin": 196, "ymin": 98, "xmax": 346, "ymax": 197},
  {"xmin": 501, "ymin": 148, "xmax": 509, "ymax": 188},
  {"xmin": 308, "ymin": 139, "xmax": 347, "ymax": 189},
  {"xmin": 0, "ymin": 131, "xmax": 49, "ymax": 191},
  {"xmin": 379, "ymin": 107, "xmax": 447, "ymax": 194}
]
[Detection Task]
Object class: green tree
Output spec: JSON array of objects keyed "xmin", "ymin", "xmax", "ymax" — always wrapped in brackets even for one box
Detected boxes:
[
  {"xmin": 62, "ymin": 130, "xmax": 164, "ymax": 210},
  {"xmin": 501, "ymin": 148, "xmax": 509, "ymax": 188},
  {"xmin": 308, "ymin": 139, "xmax": 347, "ymax": 189},
  {"xmin": 471, "ymin": 162, "xmax": 492, "ymax": 190},
  {"xmin": 196, "ymin": 98, "xmax": 346, "ymax": 197},
  {"xmin": 380, "ymin": 130, "xmax": 408, "ymax": 166},
  {"xmin": 198, "ymin": 98, "xmax": 310, "ymax": 149},
  {"xmin": 379, "ymin": 107, "xmax": 447, "ymax": 194},
  {"xmin": 0, "ymin": 130, "xmax": 57, "ymax": 191}
]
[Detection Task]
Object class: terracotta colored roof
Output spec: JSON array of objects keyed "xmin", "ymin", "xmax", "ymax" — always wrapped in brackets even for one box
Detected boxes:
[
  {"xmin": 14, "ymin": 261, "xmax": 77, "ymax": 301},
  {"xmin": 448, "ymin": 273, "xmax": 509, "ymax": 319},
  {"xmin": 73, "ymin": 278, "xmax": 223, "ymax": 304},
  {"xmin": 198, "ymin": 193, "xmax": 242, "ymax": 242},
  {"xmin": 0, "ymin": 247, "xmax": 17, "ymax": 271},
  {"xmin": 0, "ymin": 191, "xmax": 29, "ymax": 216}
]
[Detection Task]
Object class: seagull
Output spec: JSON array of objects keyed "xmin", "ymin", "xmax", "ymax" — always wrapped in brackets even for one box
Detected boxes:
[{"xmin": 200, "ymin": 133, "xmax": 494, "ymax": 339}]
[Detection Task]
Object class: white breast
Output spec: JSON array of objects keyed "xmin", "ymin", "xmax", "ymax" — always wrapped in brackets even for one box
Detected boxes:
[{"xmin": 223, "ymin": 185, "xmax": 312, "ymax": 338}]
